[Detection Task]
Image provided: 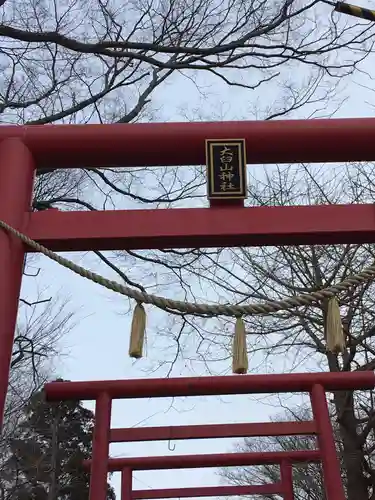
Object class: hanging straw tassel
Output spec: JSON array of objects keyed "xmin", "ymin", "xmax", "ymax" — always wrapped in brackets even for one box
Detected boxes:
[
  {"xmin": 326, "ymin": 297, "xmax": 346, "ymax": 354},
  {"xmin": 232, "ymin": 317, "xmax": 248, "ymax": 374},
  {"xmin": 129, "ymin": 302, "xmax": 146, "ymax": 359}
]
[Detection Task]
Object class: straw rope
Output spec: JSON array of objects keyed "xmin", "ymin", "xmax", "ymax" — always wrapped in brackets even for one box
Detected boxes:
[{"xmin": 1, "ymin": 219, "xmax": 374, "ymax": 317}]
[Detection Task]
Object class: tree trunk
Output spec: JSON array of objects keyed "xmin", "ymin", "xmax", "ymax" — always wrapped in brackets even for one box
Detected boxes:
[
  {"xmin": 334, "ymin": 389, "xmax": 368, "ymax": 500},
  {"xmin": 323, "ymin": 303, "xmax": 368, "ymax": 500}
]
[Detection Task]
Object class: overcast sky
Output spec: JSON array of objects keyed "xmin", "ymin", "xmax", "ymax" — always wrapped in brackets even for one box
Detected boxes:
[{"xmin": 18, "ymin": 41, "xmax": 375, "ymax": 498}]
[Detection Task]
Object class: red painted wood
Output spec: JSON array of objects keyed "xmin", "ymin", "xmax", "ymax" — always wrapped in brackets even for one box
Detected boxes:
[
  {"xmin": 1, "ymin": 118, "xmax": 375, "ymax": 167},
  {"xmin": 132, "ymin": 483, "xmax": 282, "ymax": 498},
  {"xmin": 44, "ymin": 371, "xmax": 375, "ymax": 401},
  {"xmin": 280, "ymin": 461, "xmax": 294, "ymax": 500},
  {"xmin": 85, "ymin": 450, "xmax": 321, "ymax": 472},
  {"xmin": 0, "ymin": 119, "xmax": 365, "ymax": 500},
  {"xmin": 311, "ymin": 385, "xmax": 346, "ymax": 500},
  {"xmin": 109, "ymin": 421, "xmax": 316, "ymax": 442},
  {"xmin": 0, "ymin": 139, "xmax": 35, "ymax": 430},
  {"xmin": 25, "ymin": 204, "xmax": 375, "ymax": 252},
  {"xmin": 121, "ymin": 468, "xmax": 132, "ymax": 500},
  {"xmin": 89, "ymin": 392, "xmax": 112, "ymax": 500}
]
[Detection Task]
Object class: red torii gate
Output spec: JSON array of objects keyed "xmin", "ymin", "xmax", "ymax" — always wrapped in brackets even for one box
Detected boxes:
[
  {"xmin": 1, "ymin": 117, "xmax": 375, "ymax": 500},
  {"xmin": 44, "ymin": 372, "xmax": 375, "ymax": 500}
]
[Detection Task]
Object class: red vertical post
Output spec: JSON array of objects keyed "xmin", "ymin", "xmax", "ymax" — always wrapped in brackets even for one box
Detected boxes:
[
  {"xmin": 0, "ymin": 138, "xmax": 35, "ymax": 432},
  {"xmin": 121, "ymin": 468, "xmax": 133, "ymax": 500},
  {"xmin": 280, "ymin": 461, "xmax": 294, "ymax": 500},
  {"xmin": 89, "ymin": 392, "xmax": 112, "ymax": 500},
  {"xmin": 310, "ymin": 384, "xmax": 345, "ymax": 500}
]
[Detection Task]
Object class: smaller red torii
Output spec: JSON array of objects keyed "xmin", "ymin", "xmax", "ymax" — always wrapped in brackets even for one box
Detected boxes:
[{"xmin": 44, "ymin": 371, "xmax": 375, "ymax": 500}]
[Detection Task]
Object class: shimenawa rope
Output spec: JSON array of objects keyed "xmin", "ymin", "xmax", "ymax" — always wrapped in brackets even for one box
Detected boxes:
[{"xmin": 1, "ymin": 219, "xmax": 374, "ymax": 317}]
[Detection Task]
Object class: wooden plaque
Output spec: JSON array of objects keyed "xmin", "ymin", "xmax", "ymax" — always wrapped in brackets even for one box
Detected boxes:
[{"xmin": 205, "ymin": 139, "xmax": 247, "ymax": 200}]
